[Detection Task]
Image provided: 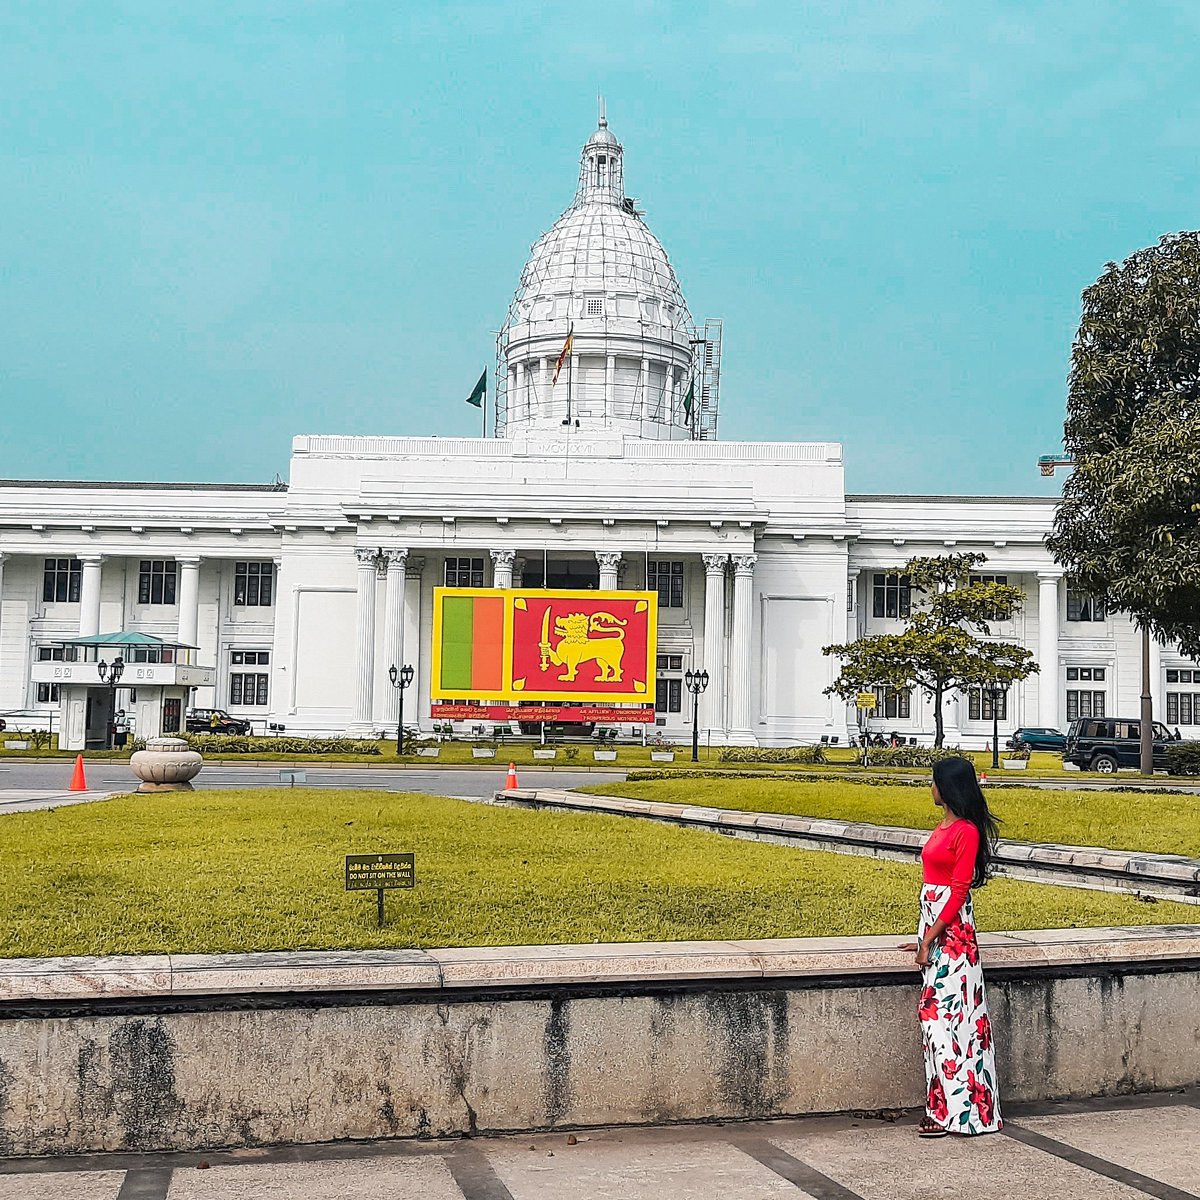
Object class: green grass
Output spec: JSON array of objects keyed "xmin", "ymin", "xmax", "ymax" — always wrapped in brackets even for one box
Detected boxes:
[
  {"xmin": 583, "ymin": 777, "xmax": 1200, "ymax": 858},
  {"xmin": 0, "ymin": 789, "xmax": 1193, "ymax": 959}
]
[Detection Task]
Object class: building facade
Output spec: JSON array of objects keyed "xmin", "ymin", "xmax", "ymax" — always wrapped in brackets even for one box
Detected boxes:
[{"xmin": 0, "ymin": 117, "xmax": 1194, "ymax": 747}]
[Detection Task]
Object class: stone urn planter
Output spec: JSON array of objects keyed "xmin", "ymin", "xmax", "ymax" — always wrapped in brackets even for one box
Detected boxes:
[
  {"xmin": 130, "ymin": 737, "xmax": 204, "ymax": 792},
  {"xmin": 593, "ymin": 749, "xmax": 618, "ymax": 762},
  {"xmin": 533, "ymin": 748, "xmax": 557, "ymax": 760},
  {"xmin": 650, "ymin": 751, "xmax": 676, "ymax": 763},
  {"xmin": 472, "ymin": 747, "xmax": 497, "ymax": 759},
  {"xmin": 1002, "ymin": 759, "xmax": 1028, "ymax": 770},
  {"xmin": 417, "ymin": 746, "xmax": 441, "ymax": 758}
]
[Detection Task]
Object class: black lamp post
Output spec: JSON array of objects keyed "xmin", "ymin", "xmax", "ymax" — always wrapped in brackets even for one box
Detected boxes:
[
  {"xmin": 388, "ymin": 663, "xmax": 414, "ymax": 756},
  {"xmin": 96, "ymin": 655, "xmax": 125, "ymax": 750},
  {"xmin": 684, "ymin": 668, "xmax": 710, "ymax": 763},
  {"xmin": 988, "ymin": 683, "xmax": 1005, "ymax": 770}
]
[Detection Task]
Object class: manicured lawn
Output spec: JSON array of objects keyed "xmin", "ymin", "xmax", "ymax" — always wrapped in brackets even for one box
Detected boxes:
[
  {"xmin": 0, "ymin": 789, "xmax": 1194, "ymax": 959},
  {"xmin": 584, "ymin": 777, "xmax": 1200, "ymax": 858}
]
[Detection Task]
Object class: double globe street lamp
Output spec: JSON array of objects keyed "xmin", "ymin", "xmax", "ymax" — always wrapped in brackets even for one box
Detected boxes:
[
  {"xmin": 683, "ymin": 668, "xmax": 710, "ymax": 763},
  {"xmin": 388, "ymin": 663, "xmax": 414, "ymax": 756},
  {"xmin": 96, "ymin": 655, "xmax": 125, "ymax": 751}
]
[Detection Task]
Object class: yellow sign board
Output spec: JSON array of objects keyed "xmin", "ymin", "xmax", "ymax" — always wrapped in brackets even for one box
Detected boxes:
[{"xmin": 856, "ymin": 692, "xmax": 877, "ymax": 710}]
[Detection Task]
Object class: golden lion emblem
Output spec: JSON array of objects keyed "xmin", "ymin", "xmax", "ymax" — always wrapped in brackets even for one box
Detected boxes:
[{"xmin": 540, "ymin": 610, "xmax": 627, "ymax": 682}]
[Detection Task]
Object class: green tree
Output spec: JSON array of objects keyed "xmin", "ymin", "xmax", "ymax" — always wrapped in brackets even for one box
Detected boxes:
[
  {"xmin": 823, "ymin": 553, "xmax": 1038, "ymax": 747},
  {"xmin": 1046, "ymin": 232, "xmax": 1200, "ymax": 661}
]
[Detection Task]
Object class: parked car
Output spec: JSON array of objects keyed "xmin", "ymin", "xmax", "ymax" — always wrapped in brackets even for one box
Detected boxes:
[
  {"xmin": 1006, "ymin": 727, "xmax": 1066, "ymax": 752},
  {"xmin": 186, "ymin": 708, "xmax": 252, "ymax": 735},
  {"xmin": 1063, "ymin": 717, "xmax": 1181, "ymax": 773}
]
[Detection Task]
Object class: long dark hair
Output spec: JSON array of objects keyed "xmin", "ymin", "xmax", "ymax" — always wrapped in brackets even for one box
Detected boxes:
[{"xmin": 932, "ymin": 756, "xmax": 1000, "ymax": 887}]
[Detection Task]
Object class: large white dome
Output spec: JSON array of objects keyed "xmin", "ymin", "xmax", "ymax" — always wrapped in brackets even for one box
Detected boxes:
[{"xmin": 498, "ymin": 114, "xmax": 703, "ymax": 441}]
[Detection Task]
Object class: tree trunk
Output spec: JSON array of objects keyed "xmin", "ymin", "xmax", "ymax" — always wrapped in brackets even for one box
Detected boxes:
[{"xmin": 933, "ymin": 685, "xmax": 945, "ymax": 747}]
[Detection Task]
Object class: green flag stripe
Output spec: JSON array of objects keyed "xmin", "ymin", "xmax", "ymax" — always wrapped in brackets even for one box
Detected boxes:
[
  {"xmin": 440, "ymin": 596, "xmax": 475, "ymax": 691},
  {"xmin": 466, "ymin": 369, "xmax": 486, "ymax": 408}
]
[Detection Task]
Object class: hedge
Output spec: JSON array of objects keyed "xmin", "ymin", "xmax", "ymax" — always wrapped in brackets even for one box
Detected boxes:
[
  {"xmin": 1166, "ymin": 741, "xmax": 1200, "ymax": 776},
  {"xmin": 856, "ymin": 745, "xmax": 968, "ymax": 768},
  {"xmin": 717, "ymin": 745, "xmax": 828, "ymax": 765},
  {"xmin": 180, "ymin": 734, "xmax": 382, "ymax": 756}
]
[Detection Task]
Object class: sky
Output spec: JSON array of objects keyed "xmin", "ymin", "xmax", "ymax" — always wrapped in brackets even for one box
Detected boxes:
[{"xmin": 3, "ymin": 2, "xmax": 1199, "ymax": 496}]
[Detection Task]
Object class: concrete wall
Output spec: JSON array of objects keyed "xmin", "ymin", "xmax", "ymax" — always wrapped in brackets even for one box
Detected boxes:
[{"xmin": 0, "ymin": 928, "xmax": 1197, "ymax": 1155}]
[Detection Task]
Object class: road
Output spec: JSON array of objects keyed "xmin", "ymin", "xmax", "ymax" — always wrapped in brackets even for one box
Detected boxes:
[
  {"xmin": 0, "ymin": 761, "xmax": 623, "ymax": 797},
  {"xmin": 1, "ymin": 1093, "xmax": 1197, "ymax": 1199}
]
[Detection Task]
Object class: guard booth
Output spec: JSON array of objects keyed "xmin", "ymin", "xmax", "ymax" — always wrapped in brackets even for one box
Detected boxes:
[{"xmin": 31, "ymin": 632, "xmax": 216, "ymax": 752}]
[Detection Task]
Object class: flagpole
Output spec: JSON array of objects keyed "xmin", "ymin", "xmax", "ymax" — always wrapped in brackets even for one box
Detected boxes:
[{"xmin": 483, "ymin": 368, "xmax": 487, "ymax": 438}]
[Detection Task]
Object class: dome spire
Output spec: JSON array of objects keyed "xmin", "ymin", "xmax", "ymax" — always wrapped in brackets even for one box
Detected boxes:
[{"xmin": 578, "ymin": 100, "xmax": 623, "ymax": 204}]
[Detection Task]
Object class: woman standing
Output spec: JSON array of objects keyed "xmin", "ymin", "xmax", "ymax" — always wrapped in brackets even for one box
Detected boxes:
[{"xmin": 903, "ymin": 756, "xmax": 1003, "ymax": 1137}]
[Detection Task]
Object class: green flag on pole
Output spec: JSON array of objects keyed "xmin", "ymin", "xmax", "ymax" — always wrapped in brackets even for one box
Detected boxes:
[
  {"xmin": 683, "ymin": 378, "xmax": 695, "ymax": 420},
  {"xmin": 465, "ymin": 368, "xmax": 487, "ymax": 408}
]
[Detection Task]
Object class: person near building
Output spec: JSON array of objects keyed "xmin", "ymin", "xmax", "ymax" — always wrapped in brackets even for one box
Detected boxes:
[
  {"xmin": 900, "ymin": 756, "xmax": 1003, "ymax": 1137},
  {"xmin": 112, "ymin": 710, "xmax": 129, "ymax": 750}
]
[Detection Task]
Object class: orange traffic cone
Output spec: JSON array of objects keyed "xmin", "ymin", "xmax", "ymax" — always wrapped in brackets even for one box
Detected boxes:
[
  {"xmin": 69, "ymin": 754, "xmax": 87, "ymax": 792},
  {"xmin": 505, "ymin": 762, "xmax": 518, "ymax": 790},
  {"xmin": 980, "ymin": 770, "xmax": 988, "ymax": 784}
]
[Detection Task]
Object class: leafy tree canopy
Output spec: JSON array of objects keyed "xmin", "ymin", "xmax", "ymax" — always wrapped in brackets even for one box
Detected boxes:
[
  {"xmin": 1046, "ymin": 231, "xmax": 1200, "ymax": 657},
  {"xmin": 823, "ymin": 552, "xmax": 1038, "ymax": 746}
]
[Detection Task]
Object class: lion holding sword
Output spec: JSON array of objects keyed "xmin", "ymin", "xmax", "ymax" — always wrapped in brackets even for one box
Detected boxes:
[{"xmin": 538, "ymin": 608, "xmax": 627, "ymax": 683}]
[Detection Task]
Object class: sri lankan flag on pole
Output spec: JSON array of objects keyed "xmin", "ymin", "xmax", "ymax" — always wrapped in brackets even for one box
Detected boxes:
[{"xmin": 551, "ymin": 326, "xmax": 574, "ymax": 385}]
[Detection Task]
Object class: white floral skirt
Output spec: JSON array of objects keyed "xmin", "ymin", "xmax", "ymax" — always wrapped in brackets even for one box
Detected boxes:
[{"xmin": 917, "ymin": 884, "xmax": 1002, "ymax": 1134}]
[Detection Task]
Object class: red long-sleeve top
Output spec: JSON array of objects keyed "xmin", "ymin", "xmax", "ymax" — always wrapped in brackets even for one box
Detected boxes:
[{"xmin": 921, "ymin": 819, "xmax": 979, "ymax": 926}]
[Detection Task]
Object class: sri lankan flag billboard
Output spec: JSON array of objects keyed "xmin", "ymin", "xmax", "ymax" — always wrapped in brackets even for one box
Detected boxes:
[{"xmin": 431, "ymin": 588, "xmax": 657, "ymax": 703}]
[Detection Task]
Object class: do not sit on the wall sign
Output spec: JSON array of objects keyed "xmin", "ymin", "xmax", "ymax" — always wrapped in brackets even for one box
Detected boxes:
[{"xmin": 345, "ymin": 853, "xmax": 414, "ymax": 927}]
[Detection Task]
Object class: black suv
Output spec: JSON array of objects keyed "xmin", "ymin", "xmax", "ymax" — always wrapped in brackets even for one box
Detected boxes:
[
  {"xmin": 186, "ymin": 708, "xmax": 252, "ymax": 735},
  {"xmin": 1064, "ymin": 717, "xmax": 1179, "ymax": 773}
]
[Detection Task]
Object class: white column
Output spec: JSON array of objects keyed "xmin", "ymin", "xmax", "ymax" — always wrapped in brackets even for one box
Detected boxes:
[
  {"xmin": 702, "ymin": 554, "xmax": 728, "ymax": 739},
  {"xmin": 491, "ymin": 549, "xmax": 515, "ymax": 589},
  {"xmin": 353, "ymin": 548, "xmax": 378, "ymax": 729},
  {"xmin": 1038, "ymin": 572, "xmax": 1062, "ymax": 730},
  {"xmin": 0, "ymin": 553, "xmax": 6, "ymax": 689},
  {"xmin": 605, "ymin": 354, "xmax": 615, "ymax": 422},
  {"xmin": 847, "ymin": 567, "xmax": 861, "ymax": 638},
  {"xmin": 539, "ymin": 358, "xmax": 549, "ymax": 418},
  {"xmin": 381, "ymin": 550, "xmax": 408, "ymax": 724},
  {"xmin": 78, "ymin": 555, "xmax": 104, "ymax": 637},
  {"xmin": 516, "ymin": 361, "xmax": 527, "ymax": 421},
  {"xmin": 728, "ymin": 553, "xmax": 757, "ymax": 742},
  {"xmin": 596, "ymin": 551, "xmax": 622, "ymax": 591},
  {"xmin": 176, "ymin": 556, "xmax": 201, "ymax": 647},
  {"xmin": 406, "ymin": 557, "xmax": 425, "ymax": 729},
  {"xmin": 639, "ymin": 357, "xmax": 649, "ymax": 425}
]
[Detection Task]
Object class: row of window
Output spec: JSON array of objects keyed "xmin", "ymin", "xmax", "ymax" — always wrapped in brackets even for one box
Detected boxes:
[
  {"xmin": 443, "ymin": 558, "xmax": 689, "ymax": 609},
  {"xmin": 869, "ymin": 573, "xmax": 1107, "ymax": 623},
  {"xmin": 40, "ymin": 560, "xmax": 275, "ymax": 607}
]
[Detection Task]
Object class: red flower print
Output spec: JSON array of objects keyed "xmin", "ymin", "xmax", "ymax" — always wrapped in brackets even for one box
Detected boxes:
[
  {"xmin": 941, "ymin": 1058, "xmax": 959, "ymax": 1080},
  {"xmin": 924, "ymin": 888, "xmax": 939, "ymax": 904},
  {"xmin": 967, "ymin": 1070, "xmax": 995, "ymax": 1126},
  {"xmin": 974, "ymin": 985, "xmax": 983, "ymax": 1009},
  {"xmin": 975, "ymin": 1013, "xmax": 992, "ymax": 1050},
  {"xmin": 927, "ymin": 1076, "xmax": 949, "ymax": 1124},
  {"xmin": 919, "ymin": 986, "xmax": 938, "ymax": 1022},
  {"xmin": 943, "ymin": 922, "xmax": 979, "ymax": 965}
]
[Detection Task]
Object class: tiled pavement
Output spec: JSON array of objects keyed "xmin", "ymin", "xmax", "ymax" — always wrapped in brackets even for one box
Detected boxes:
[{"xmin": 1, "ymin": 1091, "xmax": 1196, "ymax": 1200}]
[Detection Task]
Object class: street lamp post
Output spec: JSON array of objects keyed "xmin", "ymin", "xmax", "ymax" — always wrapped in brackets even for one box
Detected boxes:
[
  {"xmin": 388, "ymin": 663, "xmax": 414, "ymax": 756},
  {"xmin": 988, "ymin": 683, "xmax": 1004, "ymax": 771},
  {"xmin": 684, "ymin": 668, "xmax": 710, "ymax": 763},
  {"xmin": 96, "ymin": 655, "xmax": 125, "ymax": 751}
]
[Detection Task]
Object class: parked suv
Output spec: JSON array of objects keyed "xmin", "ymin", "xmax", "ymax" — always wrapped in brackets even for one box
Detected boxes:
[
  {"xmin": 1064, "ymin": 717, "xmax": 1180, "ymax": 773},
  {"xmin": 186, "ymin": 708, "xmax": 252, "ymax": 735},
  {"xmin": 1007, "ymin": 726, "xmax": 1066, "ymax": 752}
]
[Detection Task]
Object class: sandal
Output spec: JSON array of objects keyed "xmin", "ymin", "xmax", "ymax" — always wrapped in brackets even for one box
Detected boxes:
[{"xmin": 918, "ymin": 1116, "xmax": 949, "ymax": 1138}]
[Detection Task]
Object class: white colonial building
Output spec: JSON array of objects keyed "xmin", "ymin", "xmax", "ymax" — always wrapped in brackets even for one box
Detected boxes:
[{"xmin": 0, "ymin": 116, "xmax": 1195, "ymax": 749}]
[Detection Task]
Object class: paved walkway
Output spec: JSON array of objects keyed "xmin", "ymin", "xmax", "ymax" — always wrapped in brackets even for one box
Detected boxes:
[
  {"xmin": 0, "ymin": 789, "xmax": 124, "ymax": 813},
  {"xmin": 1, "ymin": 1092, "xmax": 1195, "ymax": 1199}
]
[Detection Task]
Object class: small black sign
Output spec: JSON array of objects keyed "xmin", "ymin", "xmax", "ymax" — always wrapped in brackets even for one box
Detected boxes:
[{"xmin": 345, "ymin": 853, "xmax": 415, "ymax": 892}]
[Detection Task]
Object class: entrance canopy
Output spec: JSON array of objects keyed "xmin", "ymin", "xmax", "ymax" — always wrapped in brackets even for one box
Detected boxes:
[{"xmin": 53, "ymin": 631, "xmax": 201, "ymax": 664}]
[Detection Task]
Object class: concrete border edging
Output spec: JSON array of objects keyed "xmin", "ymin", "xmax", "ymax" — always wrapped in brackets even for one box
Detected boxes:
[{"xmin": 489, "ymin": 788, "xmax": 1200, "ymax": 902}]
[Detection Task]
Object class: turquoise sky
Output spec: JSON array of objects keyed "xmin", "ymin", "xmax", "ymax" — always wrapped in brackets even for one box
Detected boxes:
[{"xmin": 3, "ymin": 2, "xmax": 1197, "ymax": 495}]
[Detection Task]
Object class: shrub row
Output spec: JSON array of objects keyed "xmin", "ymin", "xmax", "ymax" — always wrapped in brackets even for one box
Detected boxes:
[
  {"xmin": 180, "ymin": 734, "xmax": 382, "ymax": 756},
  {"xmin": 856, "ymin": 745, "xmax": 968, "ymax": 767},
  {"xmin": 1166, "ymin": 741, "xmax": 1200, "ymax": 775},
  {"xmin": 717, "ymin": 745, "xmax": 828, "ymax": 764}
]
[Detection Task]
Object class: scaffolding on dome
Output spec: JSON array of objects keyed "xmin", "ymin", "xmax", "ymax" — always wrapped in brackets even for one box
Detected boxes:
[{"xmin": 492, "ymin": 110, "xmax": 722, "ymax": 441}]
